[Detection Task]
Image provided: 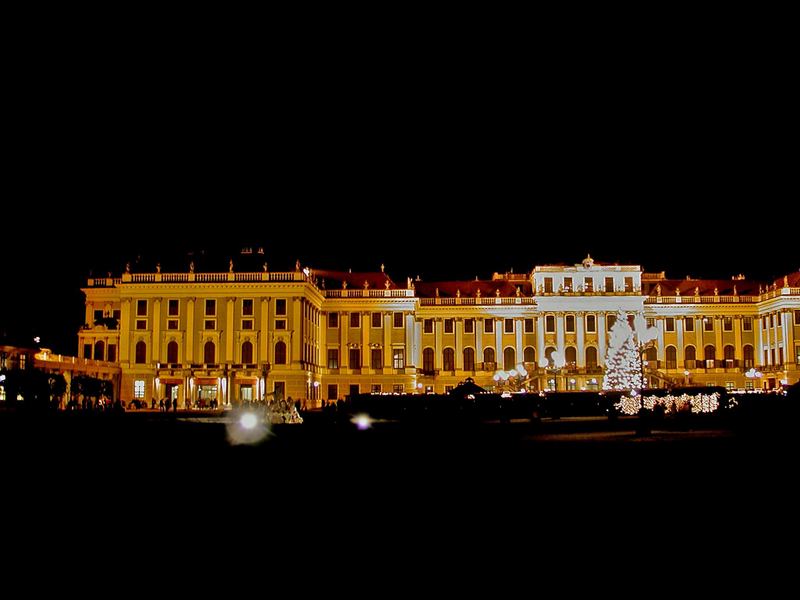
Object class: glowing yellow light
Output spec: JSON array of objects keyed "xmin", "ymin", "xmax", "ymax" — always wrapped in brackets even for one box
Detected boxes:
[{"xmin": 240, "ymin": 412, "xmax": 259, "ymax": 429}]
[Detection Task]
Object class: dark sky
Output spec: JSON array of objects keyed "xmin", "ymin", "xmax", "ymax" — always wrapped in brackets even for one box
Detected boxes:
[{"xmin": 2, "ymin": 33, "xmax": 796, "ymax": 354}]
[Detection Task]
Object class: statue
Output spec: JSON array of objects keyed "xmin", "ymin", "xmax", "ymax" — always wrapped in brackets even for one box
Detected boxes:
[
  {"xmin": 364, "ymin": 280, "xmax": 369, "ymax": 290},
  {"xmin": 229, "ymin": 259, "xmax": 234, "ymax": 273},
  {"xmin": 321, "ymin": 279, "xmax": 326, "ymax": 289},
  {"xmin": 125, "ymin": 262, "xmax": 131, "ymax": 274},
  {"xmin": 296, "ymin": 260, "xmax": 301, "ymax": 272},
  {"xmin": 496, "ymin": 289, "xmax": 501, "ymax": 297},
  {"xmin": 189, "ymin": 261, "xmax": 195, "ymax": 274},
  {"xmin": 675, "ymin": 287, "xmax": 680, "ymax": 296},
  {"xmin": 784, "ymin": 275, "xmax": 789, "ymax": 288},
  {"xmin": 263, "ymin": 262, "xmax": 268, "ymax": 272},
  {"xmin": 476, "ymin": 289, "xmax": 481, "ymax": 299},
  {"xmin": 456, "ymin": 289, "xmax": 461, "ymax": 298},
  {"xmin": 384, "ymin": 279, "xmax": 390, "ymax": 290},
  {"xmin": 342, "ymin": 280, "xmax": 348, "ymax": 290},
  {"xmin": 694, "ymin": 287, "xmax": 700, "ymax": 296},
  {"xmin": 435, "ymin": 287, "xmax": 440, "ymax": 297},
  {"xmin": 407, "ymin": 276, "xmax": 412, "ymax": 289},
  {"xmin": 156, "ymin": 263, "xmax": 161, "ymax": 274},
  {"xmin": 516, "ymin": 286, "xmax": 521, "ymax": 297},
  {"xmin": 733, "ymin": 285, "xmax": 738, "ymax": 296},
  {"xmin": 656, "ymin": 283, "xmax": 661, "ymax": 296},
  {"xmin": 714, "ymin": 287, "xmax": 719, "ymax": 296},
  {"xmin": 381, "ymin": 263, "xmax": 385, "ymax": 273}
]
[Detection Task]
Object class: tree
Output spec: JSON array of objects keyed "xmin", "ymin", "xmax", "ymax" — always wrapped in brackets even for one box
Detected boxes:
[{"xmin": 603, "ymin": 311, "xmax": 643, "ymax": 391}]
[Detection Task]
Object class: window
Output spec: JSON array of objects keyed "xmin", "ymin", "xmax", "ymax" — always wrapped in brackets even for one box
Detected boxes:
[
  {"xmin": 134, "ymin": 380, "xmax": 145, "ymax": 399},
  {"xmin": 135, "ymin": 341, "xmax": 146, "ymax": 364},
  {"xmin": 371, "ymin": 384, "xmax": 382, "ymax": 394},
  {"xmin": 167, "ymin": 341, "xmax": 179, "ymax": 364},
  {"xmin": 422, "ymin": 348, "xmax": 435, "ymax": 372},
  {"xmin": 241, "ymin": 341, "xmax": 253, "ymax": 364},
  {"xmin": 444, "ymin": 319, "xmax": 454, "ymax": 334},
  {"xmin": 168, "ymin": 299, "xmax": 179, "ymax": 316},
  {"xmin": 445, "ymin": 385, "xmax": 454, "ymax": 394},
  {"xmin": 763, "ymin": 316, "xmax": 768, "ymax": 329},
  {"xmin": 275, "ymin": 319, "xmax": 286, "ymax": 330},
  {"xmin": 685, "ymin": 317, "xmax": 694, "ymax": 331},
  {"xmin": 586, "ymin": 347, "xmax": 598, "ymax": 368},
  {"xmin": 242, "ymin": 299, "xmax": 253, "ymax": 316},
  {"xmin": 544, "ymin": 278, "xmax": 553, "ymax": 293},
  {"xmin": 565, "ymin": 347, "xmax": 577, "ymax": 366},
  {"xmin": 545, "ymin": 315, "xmax": 555, "ymax": 333},
  {"xmin": 723, "ymin": 317, "xmax": 733, "ymax": 332},
  {"xmin": 350, "ymin": 312, "xmax": 361, "ymax": 328},
  {"xmin": 685, "ymin": 345, "xmax": 696, "ymax": 362},
  {"xmin": 704, "ymin": 345, "xmax": 715, "ymax": 365},
  {"xmin": 393, "ymin": 312, "xmax": 403, "ymax": 328},
  {"xmin": 726, "ymin": 382, "xmax": 735, "ymax": 392},
  {"xmin": 743, "ymin": 345, "xmax": 754, "ymax": 368},
  {"xmin": 424, "ymin": 319, "xmax": 434, "ymax": 334},
  {"xmin": 463, "ymin": 348, "xmax": 475, "ymax": 371},
  {"xmin": 393, "ymin": 348, "xmax": 405, "ymax": 369},
  {"xmin": 778, "ymin": 348, "xmax": 784, "ymax": 364},
  {"xmin": 484, "ymin": 319, "xmax": 494, "ymax": 333},
  {"xmin": 240, "ymin": 385, "xmax": 253, "ymax": 402},
  {"xmin": 205, "ymin": 299, "xmax": 216, "ymax": 316},
  {"xmin": 666, "ymin": 318, "xmax": 675, "ymax": 332},
  {"xmin": 607, "ymin": 314, "xmax": 616, "ymax": 330},
  {"xmin": 745, "ymin": 380, "xmax": 754, "ymax": 392},
  {"xmin": 371, "ymin": 348, "xmax": 382, "ymax": 369},
  {"xmin": 605, "ymin": 277, "xmax": 614, "ymax": 292},
  {"xmin": 349, "ymin": 348, "xmax": 361, "ymax": 369},
  {"xmin": 328, "ymin": 312, "xmax": 339, "ymax": 328},
  {"xmin": 524, "ymin": 318, "xmax": 534, "ymax": 333},
  {"xmin": 776, "ymin": 312, "xmax": 782, "ymax": 326},
  {"xmin": 204, "ymin": 341, "xmax": 216, "ymax": 364},
  {"xmin": 703, "ymin": 317, "xmax": 713, "ymax": 332},
  {"xmin": 327, "ymin": 349, "xmax": 339, "ymax": 369},
  {"xmin": 503, "ymin": 347, "xmax": 515, "ymax": 370},
  {"xmin": 483, "ymin": 347, "xmax": 495, "ymax": 365},
  {"xmin": 136, "ymin": 320, "xmax": 147, "ymax": 330},
  {"xmin": 393, "ymin": 384, "xmax": 404, "ymax": 394},
  {"xmin": 795, "ymin": 310, "xmax": 800, "ymax": 325},
  {"xmin": 107, "ymin": 344, "xmax": 116, "ymax": 362},
  {"xmin": 137, "ymin": 300, "xmax": 147, "ymax": 316},
  {"xmin": 563, "ymin": 277, "xmax": 573, "ymax": 292},
  {"xmin": 167, "ymin": 319, "xmax": 178, "ymax": 330},
  {"xmin": 724, "ymin": 345, "xmax": 735, "ymax": 362},
  {"xmin": 275, "ymin": 341, "xmax": 287, "ymax": 365},
  {"xmin": 624, "ymin": 277, "xmax": 633, "ymax": 292},
  {"xmin": 665, "ymin": 346, "xmax": 677, "ymax": 369},
  {"xmin": 443, "ymin": 348, "xmax": 455, "ymax": 371},
  {"xmin": 372, "ymin": 312, "xmax": 382, "ymax": 328},
  {"xmin": 504, "ymin": 319, "xmax": 514, "ymax": 334},
  {"xmin": 241, "ymin": 319, "xmax": 253, "ymax": 330},
  {"xmin": 584, "ymin": 277, "xmax": 593, "ymax": 292},
  {"xmin": 646, "ymin": 318, "xmax": 655, "ymax": 328},
  {"xmin": 204, "ymin": 320, "xmax": 215, "ymax": 330},
  {"xmin": 327, "ymin": 384, "xmax": 338, "ymax": 400},
  {"xmin": 94, "ymin": 340, "xmax": 104, "ymax": 360},
  {"xmin": 565, "ymin": 315, "xmax": 575, "ymax": 333},
  {"xmin": 94, "ymin": 309, "xmax": 103, "ymax": 322},
  {"xmin": 464, "ymin": 319, "xmax": 474, "ymax": 334},
  {"xmin": 796, "ymin": 345, "xmax": 800, "ymax": 364},
  {"xmin": 524, "ymin": 347, "xmax": 535, "ymax": 364},
  {"xmin": 275, "ymin": 299, "xmax": 287, "ymax": 316},
  {"xmin": 113, "ymin": 309, "xmax": 121, "ymax": 321},
  {"xmin": 586, "ymin": 314, "xmax": 596, "ymax": 333}
]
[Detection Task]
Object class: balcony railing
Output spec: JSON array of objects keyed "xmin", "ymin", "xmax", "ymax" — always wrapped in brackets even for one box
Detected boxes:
[
  {"xmin": 324, "ymin": 289, "xmax": 415, "ymax": 298},
  {"xmin": 88, "ymin": 271, "xmax": 313, "ymax": 287}
]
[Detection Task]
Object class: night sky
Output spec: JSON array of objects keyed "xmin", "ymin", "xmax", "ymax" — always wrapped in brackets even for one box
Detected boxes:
[{"xmin": 2, "ymin": 41, "xmax": 795, "ymax": 354}]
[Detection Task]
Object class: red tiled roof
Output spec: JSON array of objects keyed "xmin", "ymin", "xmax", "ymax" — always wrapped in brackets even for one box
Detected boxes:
[
  {"xmin": 414, "ymin": 280, "xmax": 533, "ymax": 298},
  {"xmin": 315, "ymin": 270, "xmax": 396, "ymax": 290},
  {"xmin": 773, "ymin": 271, "xmax": 800, "ymax": 288},
  {"xmin": 643, "ymin": 278, "xmax": 764, "ymax": 297}
]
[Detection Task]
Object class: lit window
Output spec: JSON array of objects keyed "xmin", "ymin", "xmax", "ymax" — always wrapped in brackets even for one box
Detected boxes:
[
  {"xmin": 134, "ymin": 380, "xmax": 145, "ymax": 398},
  {"xmin": 327, "ymin": 349, "xmax": 339, "ymax": 369},
  {"xmin": 393, "ymin": 384, "xmax": 404, "ymax": 394},
  {"xmin": 392, "ymin": 348, "xmax": 405, "ymax": 369},
  {"xmin": 544, "ymin": 278, "xmax": 553, "ymax": 293}
]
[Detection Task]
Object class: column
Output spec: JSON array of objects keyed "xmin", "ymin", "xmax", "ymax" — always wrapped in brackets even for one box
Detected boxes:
[
  {"xmin": 536, "ymin": 315, "xmax": 545, "ymax": 368},
  {"xmin": 153, "ymin": 298, "xmax": 162, "ymax": 363},
  {"xmin": 291, "ymin": 299, "xmax": 302, "ymax": 366},
  {"xmin": 774, "ymin": 313, "xmax": 782, "ymax": 364},
  {"xmin": 494, "ymin": 320, "xmax": 502, "ymax": 368},
  {"xmin": 362, "ymin": 311, "xmax": 370, "ymax": 369},
  {"xmin": 696, "ymin": 317, "xmax": 704, "ymax": 362},
  {"xmin": 556, "ymin": 313, "xmax": 565, "ymax": 357},
  {"xmin": 434, "ymin": 319, "xmax": 443, "ymax": 370},
  {"xmin": 785, "ymin": 311, "xmax": 795, "ymax": 364},
  {"xmin": 85, "ymin": 302, "xmax": 94, "ymax": 327},
  {"xmin": 475, "ymin": 319, "xmax": 483, "ymax": 365},
  {"xmin": 404, "ymin": 313, "xmax": 414, "ymax": 369},
  {"xmin": 676, "ymin": 317, "xmax": 684, "ymax": 364},
  {"xmin": 186, "ymin": 298, "xmax": 195, "ymax": 363},
  {"xmin": 734, "ymin": 316, "xmax": 743, "ymax": 361},
  {"xmin": 226, "ymin": 298, "xmax": 235, "ymax": 364},
  {"xmin": 515, "ymin": 320, "xmax": 523, "ymax": 368},
  {"xmin": 120, "ymin": 299, "xmax": 131, "ymax": 363},
  {"xmin": 715, "ymin": 316, "xmax": 723, "ymax": 364},
  {"xmin": 576, "ymin": 313, "xmax": 585, "ymax": 367},
  {"xmin": 455, "ymin": 319, "xmax": 464, "ymax": 370},
  {"xmin": 413, "ymin": 319, "xmax": 422, "ymax": 368},
  {"xmin": 756, "ymin": 317, "xmax": 763, "ymax": 366},
  {"xmin": 341, "ymin": 311, "xmax": 349, "ymax": 368},
  {"xmin": 764, "ymin": 317, "xmax": 772, "ymax": 366},
  {"xmin": 656, "ymin": 319, "xmax": 665, "ymax": 362},
  {"xmin": 383, "ymin": 313, "xmax": 392, "ymax": 368}
]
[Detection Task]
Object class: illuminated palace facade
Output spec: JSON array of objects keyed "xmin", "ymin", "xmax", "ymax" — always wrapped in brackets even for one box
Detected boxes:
[{"xmin": 78, "ymin": 255, "xmax": 800, "ymax": 407}]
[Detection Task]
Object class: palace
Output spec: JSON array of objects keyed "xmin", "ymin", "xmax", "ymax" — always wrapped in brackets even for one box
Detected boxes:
[{"xmin": 78, "ymin": 254, "xmax": 800, "ymax": 407}]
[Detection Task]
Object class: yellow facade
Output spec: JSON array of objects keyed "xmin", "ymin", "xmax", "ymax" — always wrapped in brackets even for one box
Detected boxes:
[{"xmin": 78, "ymin": 257, "xmax": 800, "ymax": 406}]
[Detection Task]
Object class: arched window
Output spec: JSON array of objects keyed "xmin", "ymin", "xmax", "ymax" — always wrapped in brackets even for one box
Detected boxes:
[
  {"xmin": 666, "ymin": 346, "xmax": 677, "ymax": 369},
  {"xmin": 565, "ymin": 346, "xmax": 577, "ymax": 366},
  {"xmin": 443, "ymin": 348, "xmax": 455, "ymax": 371},
  {"xmin": 135, "ymin": 341, "xmax": 146, "ymax": 364},
  {"xmin": 585, "ymin": 347, "xmax": 598, "ymax": 368},
  {"xmin": 545, "ymin": 347, "xmax": 556, "ymax": 366},
  {"xmin": 743, "ymin": 344, "xmax": 754, "ymax": 368},
  {"xmin": 523, "ymin": 346, "xmax": 535, "ymax": 364},
  {"xmin": 167, "ymin": 341, "xmax": 179, "ymax": 364},
  {"xmin": 423, "ymin": 348, "xmax": 435, "ymax": 372},
  {"xmin": 483, "ymin": 347, "xmax": 495, "ymax": 366},
  {"xmin": 704, "ymin": 345, "xmax": 716, "ymax": 361},
  {"xmin": 241, "ymin": 340, "xmax": 253, "ymax": 364},
  {"xmin": 685, "ymin": 345, "xmax": 696, "ymax": 366},
  {"xmin": 463, "ymin": 347, "xmax": 475, "ymax": 371},
  {"xmin": 724, "ymin": 345, "xmax": 735, "ymax": 361},
  {"xmin": 204, "ymin": 341, "xmax": 216, "ymax": 364},
  {"xmin": 503, "ymin": 347, "xmax": 516, "ymax": 371},
  {"xmin": 274, "ymin": 341, "xmax": 287, "ymax": 365},
  {"xmin": 94, "ymin": 340, "xmax": 104, "ymax": 361},
  {"xmin": 645, "ymin": 346, "xmax": 657, "ymax": 362}
]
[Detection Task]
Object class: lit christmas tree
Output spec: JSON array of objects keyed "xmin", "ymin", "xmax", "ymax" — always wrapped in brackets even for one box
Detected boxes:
[{"xmin": 603, "ymin": 310, "xmax": 643, "ymax": 391}]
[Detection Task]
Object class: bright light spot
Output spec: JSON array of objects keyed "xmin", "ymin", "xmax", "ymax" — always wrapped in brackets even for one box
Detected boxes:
[
  {"xmin": 303, "ymin": 267, "xmax": 310, "ymax": 276},
  {"xmin": 0, "ymin": 374, "xmax": 5, "ymax": 382},
  {"xmin": 351, "ymin": 413, "xmax": 373, "ymax": 430},
  {"xmin": 313, "ymin": 381, "xmax": 320, "ymax": 387},
  {"xmin": 33, "ymin": 336, "xmax": 41, "ymax": 344},
  {"xmin": 240, "ymin": 412, "xmax": 259, "ymax": 429},
  {"xmin": 416, "ymin": 383, "xmax": 423, "ymax": 389},
  {"xmin": 501, "ymin": 391, "xmax": 512, "ymax": 398}
]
